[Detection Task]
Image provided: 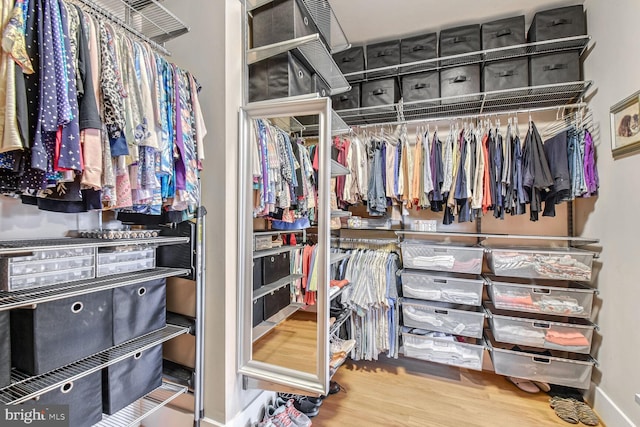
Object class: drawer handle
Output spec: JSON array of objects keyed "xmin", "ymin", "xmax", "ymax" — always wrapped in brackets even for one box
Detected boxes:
[
  {"xmin": 433, "ymin": 248, "xmax": 449, "ymax": 252},
  {"xmin": 453, "ymin": 75, "xmax": 468, "ymax": 83},
  {"xmin": 434, "ymin": 309, "xmax": 449, "ymax": 315},
  {"xmin": 532, "ymin": 288, "xmax": 551, "ymax": 294},
  {"xmin": 412, "ymin": 45, "xmax": 425, "ymax": 52},
  {"xmin": 543, "ymin": 64, "xmax": 567, "ymax": 71},
  {"xmin": 339, "ymin": 95, "xmax": 349, "ymax": 101},
  {"xmin": 61, "ymin": 382, "xmax": 74, "ymax": 393},
  {"xmin": 320, "ymin": 88, "xmax": 326, "ymax": 96},
  {"xmin": 433, "ymin": 279, "xmax": 447, "ymax": 284},
  {"xmin": 298, "ymin": 70, "xmax": 304, "ymax": 79},
  {"xmin": 532, "ymin": 356, "xmax": 551, "ymax": 364},
  {"xmin": 71, "ymin": 302, "xmax": 84, "ymax": 314},
  {"xmin": 303, "ymin": 16, "xmax": 309, "ymax": 26},
  {"xmin": 134, "ymin": 352, "xmax": 143, "ymax": 360},
  {"xmin": 533, "ymin": 322, "xmax": 551, "ymax": 329},
  {"xmin": 138, "ymin": 287, "xmax": 147, "ymax": 297},
  {"xmin": 452, "ymin": 36, "xmax": 467, "ymax": 44},
  {"xmin": 270, "ymin": 256, "xmax": 275, "ymax": 262},
  {"xmin": 373, "ymin": 88, "xmax": 386, "ymax": 96},
  {"xmin": 551, "ymin": 18, "xmax": 570, "ymax": 26},
  {"xmin": 499, "ymin": 70, "xmax": 514, "ymax": 77},
  {"xmin": 413, "ymin": 83, "xmax": 429, "ymax": 90},
  {"xmin": 342, "ymin": 57, "xmax": 354, "ymax": 63},
  {"xmin": 376, "ymin": 51, "xmax": 390, "ymax": 57},
  {"xmin": 497, "ymin": 28, "xmax": 512, "ymax": 37}
]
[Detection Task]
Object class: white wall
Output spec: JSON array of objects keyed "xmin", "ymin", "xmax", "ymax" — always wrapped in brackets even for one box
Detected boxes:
[{"xmin": 578, "ymin": 0, "xmax": 640, "ymax": 425}]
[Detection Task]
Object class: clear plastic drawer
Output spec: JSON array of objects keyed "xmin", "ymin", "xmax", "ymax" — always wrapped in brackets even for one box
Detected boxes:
[
  {"xmin": 486, "ymin": 246, "xmax": 594, "ymax": 281},
  {"xmin": 402, "ymin": 330, "xmax": 485, "ymax": 371},
  {"xmin": 97, "ymin": 258, "xmax": 156, "ymax": 277},
  {"xmin": 400, "ymin": 241, "xmax": 485, "ymax": 274},
  {"xmin": 401, "ymin": 298, "xmax": 485, "ymax": 338},
  {"xmin": 98, "ymin": 247, "xmax": 156, "ymax": 265},
  {"xmin": 487, "ymin": 331, "xmax": 595, "ymax": 390},
  {"xmin": 486, "ymin": 303, "xmax": 596, "ymax": 354},
  {"xmin": 8, "ymin": 266, "xmax": 95, "ymax": 291},
  {"xmin": 401, "ymin": 270, "xmax": 484, "ymax": 306},
  {"xmin": 486, "ymin": 276, "xmax": 595, "ymax": 318}
]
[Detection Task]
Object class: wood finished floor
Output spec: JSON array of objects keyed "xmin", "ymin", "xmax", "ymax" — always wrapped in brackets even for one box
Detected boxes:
[{"xmin": 313, "ymin": 356, "xmax": 604, "ymax": 427}]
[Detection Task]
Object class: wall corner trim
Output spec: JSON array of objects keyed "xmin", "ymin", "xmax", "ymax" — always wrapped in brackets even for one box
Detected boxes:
[{"xmin": 592, "ymin": 384, "xmax": 637, "ymax": 427}]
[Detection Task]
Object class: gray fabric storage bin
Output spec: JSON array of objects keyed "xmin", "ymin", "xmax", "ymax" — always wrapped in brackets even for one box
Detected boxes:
[
  {"xmin": 263, "ymin": 252, "xmax": 290, "ymax": 285},
  {"xmin": 264, "ymin": 286, "xmax": 291, "ymax": 319},
  {"xmin": 253, "ymin": 297, "xmax": 265, "ymax": 327},
  {"xmin": 249, "ymin": 52, "xmax": 312, "ymax": 102},
  {"xmin": 402, "ymin": 71, "xmax": 440, "ymax": 103},
  {"xmin": 331, "ymin": 84, "xmax": 360, "ymax": 110},
  {"xmin": 251, "ymin": 0, "xmax": 319, "ymax": 48},
  {"xmin": 333, "ymin": 46, "xmax": 365, "ymax": 81},
  {"xmin": 483, "ymin": 59, "xmax": 529, "ymax": 92},
  {"xmin": 366, "ymin": 40, "xmax": 400, "ymax": 77},
  {"xmin": 113, "ymin": 278, "xmax": 166, "ymax": 346},
  {"xmin": 361, "ymin": 78, "xmax": 400, "ymax": 108},
  {"xmin": 440, "ymin": 24, "xmax": 481, "ymax": 57},
  {"xmin": 102, "ymin": 344, "xmax": 162, "ymax": 415},
  {"xmin": 29, "ymin": 371, "xmax": 102, "ymax": 427},
  {"xmin": 401, "ymin": 33, "xmax": 437, "ymax": 65},
  {"xmin": 11, "ymin": 290, "xmax": 113, "ymax": 375},
  {"xmin": 482, "ymin": 16, "xmax": 525, "ymax": 49},
  {"xmin": 530, "ymin": 51, "xmax": 580, "ymax": 86},
  {"xmin": 440, "ymin": 65, "xmax": 481, "ymax": 103},
  {"xmin": 0, "ymin": 311, "xmax": 9, "ymax": 388},
  {"xmin": 312, "ymin": 74, "xmax": 330, "ymax": 98},
  {"xmin": 253, "ymin": 258, "xmax": 263, "ymax": 291},
  {"xmin": 528, "ymin": 5, "xmax": 586, "ymax": 42}
]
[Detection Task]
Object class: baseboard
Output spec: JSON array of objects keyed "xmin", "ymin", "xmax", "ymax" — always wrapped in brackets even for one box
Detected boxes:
[
  {"xmin": 592, "ymin": 385, "xmax": 636, "ymax": 427},
  {"xmin": 200, "ymin": 391, "xmax": 276, "ymax": 427}
]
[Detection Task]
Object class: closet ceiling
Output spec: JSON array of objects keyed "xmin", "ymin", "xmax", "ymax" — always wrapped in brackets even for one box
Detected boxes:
[{"xmin": 329, "ymin": 0, "xmax": 584, "ymax": 44}]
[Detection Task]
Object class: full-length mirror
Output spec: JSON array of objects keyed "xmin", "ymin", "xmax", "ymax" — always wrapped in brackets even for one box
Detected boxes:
[{"xmin": 238, "ymin": 98, "xmax": 331, "ymax": 396}]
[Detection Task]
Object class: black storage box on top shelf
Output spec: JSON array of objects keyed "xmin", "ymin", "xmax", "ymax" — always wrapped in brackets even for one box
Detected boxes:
[
  {"xmin": 0, "ymin": 311, "xmax": 9, "ymax": 388},
  {"xmin": 401, "ymin": 33, "xmax": 437, "ymax": 65},
  {"xmin": 262, "ymin": 252, "xmax": 291, "ymax": 285},
  {"xmin": 331, "ymin": 83, "xmax": 360, "ymax": 110},
  {"xmin": 439, "ymin": 24, "xmax": 481, "ymax": 57},
  {"xmin": 312, "ymin": 73, "xmax": 330, "ymax": 98},
  {"xmin": 361, "ymin": 78, "xmax": 400, "ymax": 110},
  {"xmin": 332, "ymin": 46, "xmax": 365, "ymax": 81},
  {"xmin": 249, "ymin": 51, "xmax": 313, "ymax": 102},
  {"xmin": 401, "ymin": 71, "xmax": 440, "ymax": 103},
  {"xmin": 482, "ymin": 15, "xmax": 525, "ymax": 49},
  {"xmin": 102, "ymin": 344, "xmax": 162, "ymax": 415},
  {"xmin": 251, "ymin": 0, "xmax": 320, "ymax": 48},
  {"xmin": 28, "ymin": 371, "xmax": 102, "ymax": 427},
  {"xmin": 253, "ymin": 297, "xmax": 265, "ymax": 327},
  {"xmin": 113, "ymin": 278, "xmax": 166, "ymax": 346},
  {"xmin": 157, "ymin": 220, "xmax": 196, "ymax": 279},
  {"xmin": 529, "ymin": 51, "xmax": 580, "ymax": 86},
  {"xmin": 440, "ymin": 65, "xmax": 481, "ymax": 103},
  {"xmin": 366, "ymin": 39, "xmax": 400, "ymax": 77},
  {"xmin": 264, "ymin": 286, "xmax": 291, "ymax": 319},
  {"xmin": 11, "ymin": 290, "xmax": 113, "ymax": 375},
  {"xmin": 483, "ymin": 59, "xmax": 529, "ymax": 92},
  {"xmin": 528, "ymin": 5, "xmax": 586, "ymax": 42},
  {"xmin": 253, "ymin": 257, "xmax": 263, "ymax": 290}
]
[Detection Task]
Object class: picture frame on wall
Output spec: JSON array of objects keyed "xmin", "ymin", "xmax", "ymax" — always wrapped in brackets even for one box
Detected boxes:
[{"xmin": 610, "ymin": 90, "xmax": 640, "ymax": 157}]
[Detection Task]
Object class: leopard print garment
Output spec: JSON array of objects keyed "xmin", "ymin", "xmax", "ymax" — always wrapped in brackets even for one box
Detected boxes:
[{"xmin": 99, "ymin": 20, "xmax": 125, "ymax": 140}]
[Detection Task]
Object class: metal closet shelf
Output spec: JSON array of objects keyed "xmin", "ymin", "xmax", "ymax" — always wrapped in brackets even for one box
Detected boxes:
[
  {"xmin": 395, "ymin": 230, "xmax": 599, "ymax": 246},
  {"xmin": 299, "ymin": 109, "xmax": 351, "ymax": 137}
]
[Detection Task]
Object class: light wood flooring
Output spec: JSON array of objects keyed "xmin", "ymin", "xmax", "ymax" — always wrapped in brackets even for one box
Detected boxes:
[{"xmin": 313, "ymin": 356, "xmax": 604, "ymax": 427}]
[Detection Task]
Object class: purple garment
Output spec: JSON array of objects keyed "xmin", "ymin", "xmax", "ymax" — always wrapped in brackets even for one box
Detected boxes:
[
  {"xmin": 173, "ymin": 65, "xmax": 186, "ymax": 191},
  {"xmin": 583, "ymin": 130, "xmax": 599, "ymax": 195},
  {"xmin": 380, "ymin": 142, "xmax": 387, "ymax": 201}
]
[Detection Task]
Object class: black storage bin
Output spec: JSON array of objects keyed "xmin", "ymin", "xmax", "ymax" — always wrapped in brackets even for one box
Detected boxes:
[
  {"xmin": 249, "ymin": 52, "xmax": 312, "ymax": 102},
  {"xmin": 0, "ymin": 311, "xmax": 9, "ymax": 388},
  {"xmin": 27, "ymin": 371, "xmax": 102, "ymax": 427},
  {"xmin": 483, "ymin": 59, "xmax": 529, "ymax": 92},
  {"xmin": 401, "ymin": 33, "xmax": 437, "ymax": 65},
  {"xmin": 528, "ymin": 5, "xmax": 586, "ymax": 42},
  {"xmin": 361, "ymin": 78, "xmax": 400, "ymax": 109},
  {"xmin": 253, "ymin": 258, "xmax": 263, "ymax": 290},
  {"xmin": 251, "ymin": 0, "xmax": 319, "ymax": 48},
  {"xmin": 332, "ymin": 84, "xmax": 360, "ymax": 110},
  {"xmin": 312, "ymin": 74, "xmax": 330, "ymax": 98},
  {"xmin": 530, "ymin": 52, "xmax": 580, "ymax": 86},
  {"xmin": 401, "ymin": 71, "xmax": 440, "ymax": 103},
  {"xmin": 440, "ymin": 65, "xmax": 481, "ymax": 103},
  {"xmin": 253, "ymin": 297, "xmax": 265, "ymax": 326},
  {"xmin": 158, "ymin": 220, "xmax": 196, "ymax": 280},
  {"xmin": 482, "ymin": 15, "xmax": 525, "ymax": 49},
  {"xmin": 102, "ymin": 344, "xmax": 162, "ymax": 415},
  {"xmin": 333, "ymin": 46, "xmax": 365, "ymax": 81},
  {"xmin": 11, "ymin": 290, "xmax": 113, "ymax": 375},
  {"xmin": 366, "ymin": 39, "xmax": 400, "ymax": 77},
  {"xmin": 113, "ymin": 278, "xmax": 166, "ymax": 346},
  {"xmin": 440, "ymin": 24, "xmax": 481, "ymax": 57},
  {"xmin": 263, "ymin": 252, "xmax": 290, "ymax": 285},
  {"xmin": 264, "ymin": 286, "xmax": 291, "ymax": 319}
]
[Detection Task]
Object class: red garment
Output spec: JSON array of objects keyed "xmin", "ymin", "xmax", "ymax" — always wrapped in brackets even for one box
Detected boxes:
[{"xmin": 54, "ymin": 127, "xmax": 85, "ymax": 171}]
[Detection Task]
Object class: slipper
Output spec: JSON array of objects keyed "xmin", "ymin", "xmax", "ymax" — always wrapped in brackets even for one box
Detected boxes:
[
  {"xmin": 532, "ymin": 381, "xmax": 551, "ymax": 393},
  {"xmin": 550, "ymin": 397, "xmax": 579, "ymax": 424},
  {"xmin": 574, "ymin": 400, "xmax": 600, "ymax": 426},
  {"xmin": 507, "ymin": 376, "xmax": 540, "ymax": 393}
]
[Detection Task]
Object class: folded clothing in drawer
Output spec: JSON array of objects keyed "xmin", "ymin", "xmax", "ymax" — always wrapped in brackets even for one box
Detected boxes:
[
  {"xmin": 11, "ymin": 290, "xmax": 113, "ymax": 375},
  {"xmin": 333, "ymin": 46, "xmax": 365, "ymax": 81},
  {"xmin": 401, "ymin": 299, "xmax": 485, "ymax": 338},
  {"xmin": 251, "ymin": 0, "xmax": 319, "ymax": 49},
  {"xmin": 482, "ymin": 15, "xmax": 525, "ymax": 49},
  {"xmin": 439, "ymin": 65, "xmax": 481, "ymax": 104},
  {"xmin": 401, "ymin": 270, "xmax": 484, "ymax": 306},
  {"xmin": 30, "ymin": 371, "xmax": 102, "ymax": 427},
  {"xmin": 113, "ymin": 278, "xmax": 166, "ymax": 345},
  {"xmin": 486, "ymin": 246, "xmax": 593, "ymax": 281},
  {"xmin": 486, "ymin": 275, "xmax": 595, "ymax": 318},
  {"xmin": 486, "ymin": 303, "xmax": 595, "ymax": 354},
  {"xmin": 487, "ymin": 331, "xmax": 595, "ymax": 390},
  {"xmin": 0, "ymin": 311, "xmax": 9, "ymax": 388},
  {"xmin": 402, "ymin": 327, "xmax": 484, "ymax": 371},
  {"xmin": 529, "ymin": 52, "xmax": 581, "ymax": 86},
  {"xmin": 528, "ymin": 5, "xmax": 586, "ymax": 42},
  {"xmin": 483, "ymin": 59, "xmax": 529, "ymax": 92},
  {"xmin": 401, "ymin": 71, "xmax": 440, "ymax": 104},
  {"xmin": 249, "ymin": 52, "xmax": 313, "ymax": 102},
  {"xmin": 400, "ymin": 241, "xmax": 484, "ymax": 274},
  {"xmin": 102, "ymin": 344, "xmax": 163, "ymax": 415}
]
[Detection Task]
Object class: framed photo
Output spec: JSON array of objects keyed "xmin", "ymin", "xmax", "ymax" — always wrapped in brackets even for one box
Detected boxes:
[{"xmin": 611, "ymin": 90, "xmax": 640, "ymax": 157}]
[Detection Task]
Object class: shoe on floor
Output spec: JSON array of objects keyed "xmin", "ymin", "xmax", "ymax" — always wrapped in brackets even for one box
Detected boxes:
[
  {"xmin": 532, "ymin": 381, "xmax": 551, "ymax": 393},
  {"xmin": 278, "ymin": 393, "xmax": 322, "ymax": 407},
  {"xmin": 276, "ymin": 394, "xmax": 320, "ymax": 417},
  {"xmin": 328, "ymin": 380, "xmax": 346, "ymax": 395},
  {"xmin": 266, "ymin": 405, "xmax": 295, "ymax": 427},
  {"xmin": 507, "ymin": 376, "xmax": 540, "ymax": 393},
  {"xmin": 273, "ymin": 398, "xmax": 311, "ymax": 427}
]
